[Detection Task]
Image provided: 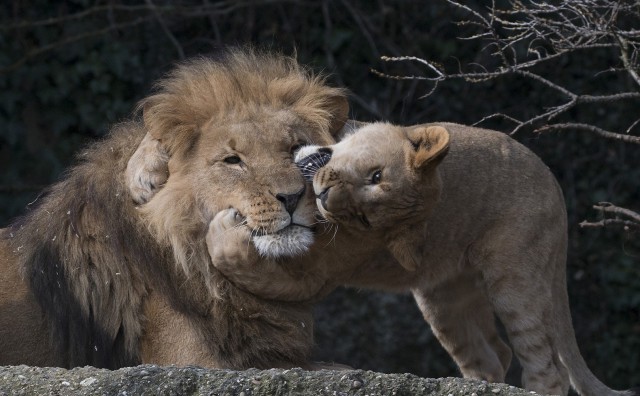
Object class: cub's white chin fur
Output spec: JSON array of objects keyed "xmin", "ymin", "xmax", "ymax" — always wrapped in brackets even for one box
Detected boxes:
[{"xmin": 252, "ymin": 225, "xmax": 314, "ymax": 258}]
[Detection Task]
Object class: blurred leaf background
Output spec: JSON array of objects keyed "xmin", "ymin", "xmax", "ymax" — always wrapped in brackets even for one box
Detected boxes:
[{"xmin": 0, "ymin": 0, "xmax": 638, "ymax": 390}]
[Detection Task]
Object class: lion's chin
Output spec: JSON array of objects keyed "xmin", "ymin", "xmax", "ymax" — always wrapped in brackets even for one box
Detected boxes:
[{"xmin": 252, "ymin": 225, "xmax": 314, "ymax": 258}]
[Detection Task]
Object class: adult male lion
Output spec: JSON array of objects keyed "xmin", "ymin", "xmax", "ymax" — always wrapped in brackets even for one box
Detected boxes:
[{"xmin": 0, "ymin": 49, "xmax": 348, "ymax": 369}]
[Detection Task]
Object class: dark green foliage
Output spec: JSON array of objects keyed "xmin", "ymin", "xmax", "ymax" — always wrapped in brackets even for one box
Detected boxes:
[{"xmin": 0, "ymin": 0, "xmax": 638, "ymax": 389}]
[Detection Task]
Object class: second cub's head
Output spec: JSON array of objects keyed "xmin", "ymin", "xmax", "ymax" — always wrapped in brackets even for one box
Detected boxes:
[{"xmin": 296, "ymin": 123, "xmax": 450, "ymax": 231}]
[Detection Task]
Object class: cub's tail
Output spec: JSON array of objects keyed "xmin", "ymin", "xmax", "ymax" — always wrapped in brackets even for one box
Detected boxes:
[{"xmin": 554, "ymin": 271, "xmax": 638, "ymax": 396}]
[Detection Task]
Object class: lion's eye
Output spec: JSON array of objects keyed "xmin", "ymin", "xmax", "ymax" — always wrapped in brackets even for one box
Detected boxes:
[
  {"xmin": 371, "ymin": 170, "xmax": 382, "ymax": 184},
  {"xmin": 224, "ymin": 155, "xmax": 242, "ymax": 164}
]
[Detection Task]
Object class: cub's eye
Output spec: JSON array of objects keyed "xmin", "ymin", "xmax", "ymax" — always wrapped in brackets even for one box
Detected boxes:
[
  {"xmin": 371, "ymin": 170, "xmax": 382, "ymax": 184},
  {"xmin": 224, "ymin": 155, "xmax": 242, "ymax": 164}
]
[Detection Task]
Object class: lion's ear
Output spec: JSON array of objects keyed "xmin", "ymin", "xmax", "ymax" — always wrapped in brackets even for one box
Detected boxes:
[
  {"xmin": 407, "ymin": 125, "xmax": 450, "ymax": 170},
  {"xmin": 140, "ymin": 96, "xmax": 198, "ymax": 154},
  {"xmin": 125, "ymin": 132, "xmax": 169, "ymax": 205},
  {"xmin": 326, "ymin": 95, "xmax": 350, "ymax": 137}
]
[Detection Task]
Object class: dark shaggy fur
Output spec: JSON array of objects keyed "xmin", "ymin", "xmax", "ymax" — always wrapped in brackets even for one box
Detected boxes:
[{"xmin": 8, "ymin": 123, "xmax": 153, "ymax": 367}]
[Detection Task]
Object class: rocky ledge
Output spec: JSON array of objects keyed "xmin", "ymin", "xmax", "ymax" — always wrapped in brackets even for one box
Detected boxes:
[{"xmin": 0, "ymin": 365, "xmax": 539, "ymax": 396}]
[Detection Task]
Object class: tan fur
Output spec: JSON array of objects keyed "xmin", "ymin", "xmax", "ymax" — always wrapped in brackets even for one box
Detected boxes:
[
  {"xmin": 0, "ymin": 49, "xmax": 349, "ymax": 369},
  {"xmin": 207, "ymin": 122, "xmax": 634, "ymax": 396}
]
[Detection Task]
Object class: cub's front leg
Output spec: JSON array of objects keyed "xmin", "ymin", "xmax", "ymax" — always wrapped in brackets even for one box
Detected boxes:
[{"xmin": 206, "ymin": 209, "xmax": 327, "ymax": 301}]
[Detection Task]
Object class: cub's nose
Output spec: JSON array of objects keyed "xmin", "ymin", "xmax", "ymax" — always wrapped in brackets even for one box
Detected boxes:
[
  {"xmin": 296, "ymin": 148, "xmax": 332, "ymax": 181},
  {"xmin": 318, "ymin": 187, "xmax": 330, "ymax": 211},
  {"xmin": 276, "ymin": 187, "xmax": 305, "ymax": 215}
]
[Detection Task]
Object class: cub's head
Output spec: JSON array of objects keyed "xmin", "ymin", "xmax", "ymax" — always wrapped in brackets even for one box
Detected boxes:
[
  {"xmin": 125, "ymin": 49, "xmax": 348, "ymax": 272},
  {"xmin": 296, "ymin": 123, "xmax": 450, "ymax": 232}
]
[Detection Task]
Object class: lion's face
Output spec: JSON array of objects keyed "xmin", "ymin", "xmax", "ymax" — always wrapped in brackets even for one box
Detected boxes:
[
  {"xmin": 187, "ymin": 110, "xmax": 333, "ymax": 257},
  {"xmin": 124, "ymin": 52, "xmax": 348, "ymax": 266},
  {"xmin": 296, "ymin": 123, "xmax": 450, "ymax": 232}
]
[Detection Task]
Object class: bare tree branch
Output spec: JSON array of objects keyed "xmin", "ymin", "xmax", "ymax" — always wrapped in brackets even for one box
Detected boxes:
[
  {"xmin": 581, "ymin": 203, "xmax": 640, "ymax": 229},
  {"xmin": 373, "ymin": 0, "xmax": 640, "ymax": 231},
  {"xmin": 618, "ymin": 36, "xmax": 640, "ymax": 87},
  {"xmin": 593, "ymin": 202, "xmax": 640, "ymax": 223},
  {"xmin": 537, "ymin": 123, "xmax": 640, "ymax": 144},
  {"xmin": 372, "ymin": 0, "xmax": 640, "ymax": 143},
  {"xmin": 580, "ymin": 219, "xmax": 639, "ymax": 229}
]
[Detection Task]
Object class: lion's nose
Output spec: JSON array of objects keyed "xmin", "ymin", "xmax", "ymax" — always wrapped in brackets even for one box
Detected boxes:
[{"xmin": 276, "ymin": 187, "xmax": 305, "ymax": 215}]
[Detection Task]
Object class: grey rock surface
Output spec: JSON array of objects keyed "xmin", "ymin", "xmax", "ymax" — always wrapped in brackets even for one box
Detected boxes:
[{"xmin": 0, "ymin": 365, "xmax": 540, "ymax": 396}]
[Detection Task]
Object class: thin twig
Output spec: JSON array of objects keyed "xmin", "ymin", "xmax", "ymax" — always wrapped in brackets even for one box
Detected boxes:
[
  {"xmin": 536, "ymin": 123, "xmax": 640, "ymax": 144},
  {"xmin": 580, "ymin": 219, "xmax": 639, "ymax": 228},
  {"xmin": 579, "ymin": 219, "xmax": 639, "ymax": 229},
  {"xmin": 580, "ymin": 203, "xmax": 640, "ymax": 229},
  {"xmin": 593, "ymin": 202, "xmax": 640, "ymax": 223}
]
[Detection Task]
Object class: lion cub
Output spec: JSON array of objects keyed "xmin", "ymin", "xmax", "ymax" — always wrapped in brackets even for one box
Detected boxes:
[{"xmin": 159, "ymin": 120, "xmax": 636, "ymax": 396}]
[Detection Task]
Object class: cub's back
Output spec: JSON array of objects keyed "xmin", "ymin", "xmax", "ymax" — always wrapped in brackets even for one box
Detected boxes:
[{"xmin": 422, "ymin": 123, "xmax": 566, "ymax": 254}]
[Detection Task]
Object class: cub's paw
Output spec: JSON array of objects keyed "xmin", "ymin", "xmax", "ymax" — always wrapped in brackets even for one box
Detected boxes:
[
  {"xmin": 206, "ymin": 208, "xmax": 255, "ymax": 269},
  {"xmin": 126, "ymin": 133, "xmax": 169, "ymax": 204},
  {"xmin": 210, "ymin": 208, "xmax": 246, "ymax": 233}
]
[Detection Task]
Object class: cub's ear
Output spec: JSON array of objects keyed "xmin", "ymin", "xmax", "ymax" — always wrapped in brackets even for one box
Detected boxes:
[
  {"xmin": 407, "ymin": 125, "xmax": 450, "ymax": 170},
  {"xmin": 125, "ymin": 132, "xmax": 169, "ymax": 205}
]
